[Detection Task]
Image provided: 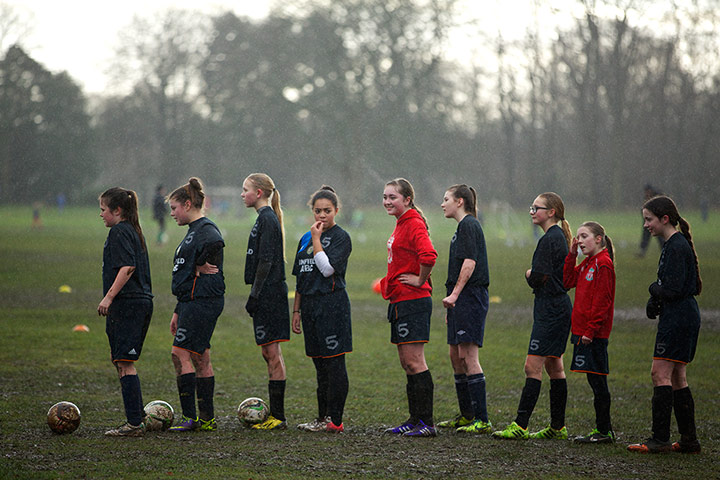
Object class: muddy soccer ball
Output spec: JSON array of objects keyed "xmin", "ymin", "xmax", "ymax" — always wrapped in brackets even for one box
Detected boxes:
[
  {"xmin": 237, "ymin": 397, "xmax": 269, "ymax": 426},
  {"xmin": 47, "ymin": 401, "xmax": 81, "ymax": 434},
  {"xmin": 144, "ymin": 400, "xmax": 174, "ymax": 431}
]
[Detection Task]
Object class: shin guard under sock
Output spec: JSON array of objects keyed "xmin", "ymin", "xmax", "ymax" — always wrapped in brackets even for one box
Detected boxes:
[
  {"xmin": 515, "ymin": 378, "xmax": 541, "ymax": 429},
  {"xmin": 652, "ymin": 385, "xmax": 673, "ymax": 442},
  {"xmin": 467, "ymin": 373, "xmax": 488, "ymax": 423},
  {"xmin": 196, "ymin": 376, "xmax": 215, "ymax": 421},
  {"xmin": 549, "ymin": 378, "xmax": 568, "ymax": 430},
  {"xmin": 177, "ymin": 372, "xmax": 197, "ymax": 419},
  {"xmin": 120, "ymin": 374, "xmax": 144, "ymax": 426},
  {"xmin": 269, "ymin": 380, "xmax": 287, "ymax": 421}
]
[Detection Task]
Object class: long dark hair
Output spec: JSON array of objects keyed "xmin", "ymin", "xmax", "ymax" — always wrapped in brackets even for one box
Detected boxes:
[
  {"xmin": 447, "ymin": 184, "xmax": 478, "ymax": 217},
  {"xmin": 168, "ymin": 177, "xmax": 206, "ymax": 210},
  {"xmin": 100, "ymin": 187, "xmax": 146, "ymax": 251},
  {"xmin": 643, "ymin": 195, "xmax": 702, "ymax": 295}
]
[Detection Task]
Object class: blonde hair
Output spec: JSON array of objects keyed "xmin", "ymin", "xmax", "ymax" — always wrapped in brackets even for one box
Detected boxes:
[
  {"xmin": 246, "ymin": 173, "xmax": 285, "ymax": 257},
  {"xmin": 538, "ymin": 192, "xmax": 571, "ymax": 248}
]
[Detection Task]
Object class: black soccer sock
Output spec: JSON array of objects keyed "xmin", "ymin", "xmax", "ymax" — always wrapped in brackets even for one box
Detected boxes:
[
  {"xmin": 515, "ymin": 378, "xmax": 541, "ymax": 429},
  {"xmin": 549, "ymin": 378, "xmax": 568, "ymax": 430},
  {"xmin": 587, "ymin": 373, "xmax": 612, "ymax": 434},
  {"xmin": 651, "ymin": 385, "xmax": 673, "ymax": 442},
  {"xmin": 467, "ymin": 373, "xmax": 489, "ymax": 423},
  {"xmin": 326, "ymin": 355, "xmax": 349, "ymax": 426},
  {"xmin": 177, "ymin": 373, "xmax": 197, "ymax": 419},
  {"xmin": 406, "ymin": 374, "xmax": 418, "ymax": 423},
  {"xmin": 269, "ymin": 380, "xmax": 287, "ymax": 421},
  {"xmin": 313, "ymin": 357, "xmax": 330, "ymax": 419},
  {"xmin": 196, "ymin": 376, "xmax": 215, "ymax": 421},
  {"xmin": 454, "ymin": 373, "xmax": 474, "ymax": 420},
  {"xmin": 673, "ymin": 387, "xmax": 697, "ymax": 442},
  {"xmin": 120, "ymin": 374, "xmax": 144, "ymax": 426},
  {"xmin": 413, "ymin": 370, "xmax": 434, "ymax": 426}
]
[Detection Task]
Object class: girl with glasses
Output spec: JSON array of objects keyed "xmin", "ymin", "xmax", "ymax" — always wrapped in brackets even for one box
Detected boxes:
[{"xmin": 493, "ymin": 192, "xmax": 573, "ymax": 440}]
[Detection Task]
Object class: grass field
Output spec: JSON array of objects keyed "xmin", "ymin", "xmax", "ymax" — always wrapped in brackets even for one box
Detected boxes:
[{"xmin": 1, "ymin": 204, "xmax": 718, "ymax": 479}]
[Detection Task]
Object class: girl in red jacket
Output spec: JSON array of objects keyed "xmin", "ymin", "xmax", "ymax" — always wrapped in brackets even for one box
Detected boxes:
[
  {"xmin": 381, "ymin": 178, "xmax": 438, "ymax": 437},
  {"xmin": 563, "ymin": 221, "xmax": 616, "ymax": 444}
]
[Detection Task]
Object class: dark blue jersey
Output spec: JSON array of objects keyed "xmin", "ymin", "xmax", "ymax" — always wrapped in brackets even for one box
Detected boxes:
[
  {"xmin": 530, "ymin": 224, "xmax": 569, "ymax": 297},
  {"xmin": 292, "ymin": 225, "xmax": 352, "ymax": 295},
  {"xmin": 102, "ymin": 221, "xmax": 152, "ymax": 299},
  {"xmin": 245, "ymin": 206, "xmax": 286, "ymax": 285},
  {"xmin": 446, "ymin": 215, "xmax": 489, "ymax": 289},
  {"xmin": 655, "ymin": 233, "xmax": 699, "ymax": 300},
  {"xmin": 172, "ymin": 217, "xmax": 225, "ymax": 301}
]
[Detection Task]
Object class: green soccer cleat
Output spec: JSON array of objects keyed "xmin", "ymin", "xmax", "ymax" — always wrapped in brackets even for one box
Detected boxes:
[
  {"xmin": 251, "ymin": 415, "xmax": 288, "ymax": 431},
  {"xmin": 198, "ymin": 418, "xmax": 217, "ymax": 431},
  {"xmin": 573, "ymin": 428, "xmax": 614, "ymax": 444},
  {"xmin": 457, "ymin": 419, "xmax": 493, "ymax": 434},
  {"xmin": 437, "ymin": 414, "xmax": 474, "ymax": 429},
  {"xmin": 530, "ymin": 425, "xmax": 568, "ymax": 440},
  {"xmin": 492, "ymin": 422, "xmax": 529, "ymax": 440}
]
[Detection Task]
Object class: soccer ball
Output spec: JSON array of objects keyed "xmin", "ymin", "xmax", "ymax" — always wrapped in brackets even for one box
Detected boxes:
[
  {"xmin": 237, "ymin": 397, "xmax": 269, "ymax": 426},
  {"xmin": 47, "ymin": 401, "xmax": 81, "ymax": 434},
  {"xmin": 144, "ymin": 400, "xmax": 174, "ymax": 431}
]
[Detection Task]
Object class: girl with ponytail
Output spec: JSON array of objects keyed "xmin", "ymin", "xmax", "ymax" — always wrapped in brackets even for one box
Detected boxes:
[
  {"xmin": 242, "ymin": 173, "xmax": 290, "ymax": 430},
  {"xmin": 563, "ymin": 221, "xmax": 616, "ymax": 444},
  {"xmin": 167, "ymin": 177, "xmax": 225, "ymax": 433},
  {"xmin": 493, "ymin": 192, "xmax": 572, "ymax": 440},
  {"xmin": 98, "ymin": 187, "xmax": 153, "ymax": 436},
  {"xmin": 628, "ymin": 195, "xmax": 702, "ymax": 454},
  {"xmin": 381, "ymin": 178, "xmax": 438, "ymax": 437},
  {"xmin": 437, "ymin": 184, "xmax": 493, "ymax": 434}
]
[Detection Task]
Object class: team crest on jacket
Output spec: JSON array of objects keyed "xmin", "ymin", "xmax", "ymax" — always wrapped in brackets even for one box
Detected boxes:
[{"xmin": 585, "ymin": 267, "xmax": 595, "ymax": 282}]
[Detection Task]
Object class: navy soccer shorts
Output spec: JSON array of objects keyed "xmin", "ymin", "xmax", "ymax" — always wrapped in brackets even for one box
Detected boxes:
[
  {"xmin": 173, "ymin": 297, "xmax": 223, "ymax": 354},
  {"xmin": 388, "ymin": 296, "xmax": 432, "ymax": 345},
  {"xmin": 107, "ymin": 297, "xmax": 153, "ymax": 362}
]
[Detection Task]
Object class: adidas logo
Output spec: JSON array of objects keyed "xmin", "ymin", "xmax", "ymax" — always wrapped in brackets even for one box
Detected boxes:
[{"xmin": 128, "ymin": 348, "xmax": 137, "ymax": 355}]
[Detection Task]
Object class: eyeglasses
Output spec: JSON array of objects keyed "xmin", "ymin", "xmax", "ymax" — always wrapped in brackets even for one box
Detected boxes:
[{"xmin": 530, "ymin": 205, "xmax": 550, "ymax": 214}]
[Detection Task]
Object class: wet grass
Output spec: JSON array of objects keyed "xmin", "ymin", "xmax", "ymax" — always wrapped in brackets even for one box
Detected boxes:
[{"xmin": 1, "ymin": 205, "xmax": 718, "ymax": 479}]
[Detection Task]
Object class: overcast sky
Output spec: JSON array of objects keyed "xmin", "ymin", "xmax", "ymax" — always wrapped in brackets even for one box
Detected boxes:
[{"xmin": 2, "ymin": 0, "xmax": 638, "ymax": 95}]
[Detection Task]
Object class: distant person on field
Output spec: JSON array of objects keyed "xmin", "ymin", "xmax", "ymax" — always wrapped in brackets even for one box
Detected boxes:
[
  {"xmin": 292, "ymin": 186, "xmax": 352, "ymax": 434},
  {"xmin": 636, "ymin": 184, "xmax": 665, "ymax": 257},
  {"xmin": 380, "ymin": 178, "xmax": 438, "ymax": 438},
  {"xmin": 628, "ymin": 196, "xmax": 702, "ymax": 454},
  {"xmin": 437, "ymin": 184, "xmax": 493, "ymax": 435},
  {"xmin": 56, "ymin": 192, "xmax": 66, "ymax": 214},
  {"xmin": 97, "ymin": 187, "xmax": 153, "ymax": 437},
  {"xmin": 153, "ymin": 185, "xmax": 168, "ymax": 245},
  {"xmin": 563, "ymin": 222, "xmax": 616, "ymax": 444},
  {"xmin": 31, "ymin": 202, "xmax": 43, "ymax": 229},
  {"xmin": 167, "ymin": 178, "xmax": 225, "ymax": 433},
  {"xmin": 242, "ymin": 173, "xmax": 291, "ymax": 430},
  {"xmin": 493, "ymin": 192, "xmax": 572, "ymax": 440}
]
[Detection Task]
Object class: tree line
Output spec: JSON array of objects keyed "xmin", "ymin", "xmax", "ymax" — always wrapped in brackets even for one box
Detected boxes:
[{"xmin": 1, "ymin": 0, "xmax": 718, "ymax": 209}]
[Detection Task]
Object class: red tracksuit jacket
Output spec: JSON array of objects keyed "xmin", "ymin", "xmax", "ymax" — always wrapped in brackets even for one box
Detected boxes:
[
  {"xmin": 381, "ymin": 208, "xmax": 437, "ymax": 303},
  {"xmin": 563, "ymin": 248, "xmax": 615, "ymax": 340}
]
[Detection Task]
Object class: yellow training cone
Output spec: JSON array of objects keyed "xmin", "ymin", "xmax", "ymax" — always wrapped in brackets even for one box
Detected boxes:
[
  {"xmin": 59, "ymin": 285, "xmax": 72, "ymax": 293},
  {"xmin": 489, "ymin": 296, "xmax": 502, "ymax": 304}
]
